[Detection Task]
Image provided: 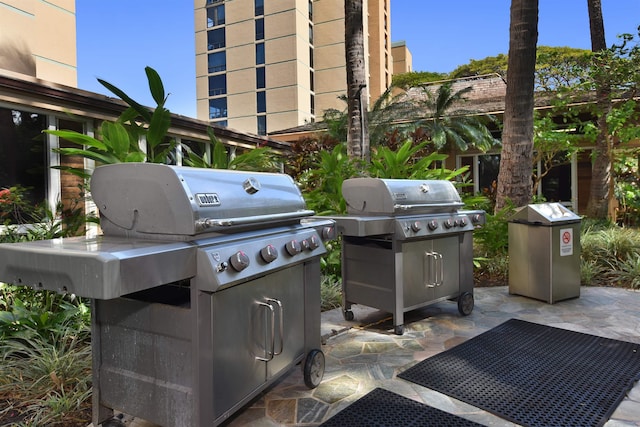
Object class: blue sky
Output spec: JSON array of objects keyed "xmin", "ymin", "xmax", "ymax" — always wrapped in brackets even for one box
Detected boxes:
[{"xmin": 76, "ymin": 0, "xmax": 640, "ymax": 119}]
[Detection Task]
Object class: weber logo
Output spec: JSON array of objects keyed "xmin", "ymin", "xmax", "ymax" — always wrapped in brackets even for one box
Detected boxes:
[{"xmin": 195, "ymin": 193, "xmax": 221, "ymax": 206}]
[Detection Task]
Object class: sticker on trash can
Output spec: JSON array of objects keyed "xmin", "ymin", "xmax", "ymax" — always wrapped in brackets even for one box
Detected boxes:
[{"xmin": 560, "ymin": 228, "xmax": 573, "ymax": 256}]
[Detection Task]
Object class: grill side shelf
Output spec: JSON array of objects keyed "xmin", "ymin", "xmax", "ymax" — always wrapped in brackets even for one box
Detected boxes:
[{"xmin": 0, "ymin": 237, "xmax": 196, "ymax": 299}]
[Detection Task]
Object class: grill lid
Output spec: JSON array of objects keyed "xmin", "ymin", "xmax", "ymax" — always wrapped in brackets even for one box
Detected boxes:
[
  {"xmin": 342, "ymin": 178, "xmax": 463, "ymax": 215},
  {"xmin": 91, "ymin": 163, "xmax": 314, "ymax": 238}
]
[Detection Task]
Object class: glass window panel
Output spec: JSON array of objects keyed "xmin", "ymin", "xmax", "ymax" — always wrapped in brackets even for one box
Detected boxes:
[
  {"xmin": 478, "ymin": 154, "xmax": 501, "ymax": 196},
  {"xmin": 255, "ymin": 0, "xmax": 264, "ymax": 16},
  {"xmin": 257, "ymin": 91, "xmax": 266, "ymax": 113},
  {"xmin": 256, "ymin": 67, "xmax": 265, "ymax": 89},
  {"xmin": 208, "ymin": 74, "xmax": 227, "ymax": 96},
  {"xmin": 255, "ymin": 18, "xmax": 264, "ymax": 40},
  {"xmin": 209, "ymin": 98, "xmax": 228, "ymax": 119},
  {"xmin": 208, "ymin": 51, "xmax": 226, "ymax": 73},
  {"xmin": 310, "ymin": 70, "xmax": 314, "ymax": 91},
  {"xmin": 256, "ymin": 43, "xmax": 265, "ymax": 64},
  {"xmin": 257, "ymin": 116, "xmax": 266, "ymax": 135},
  {"xmin": 207, "ymin": 5, "xmax": 225, "ymax": 27},
  {"xmin": 541, "ymin": 152, "xmax": 572, "ymax": 202},
  {"xmin": 208, "ymin": 28, "xmax": 225, "ymax": 50},
  {"xmin": 309, "ymin": 24, "xmax": 313, "ymax": 44},
  {"xmin": 0, "ymin": 108, "xmax": 46, "ymax": 223},
  {"xmin": 309, "ymin": 47, "xmax": 314, "ymax": 68}
]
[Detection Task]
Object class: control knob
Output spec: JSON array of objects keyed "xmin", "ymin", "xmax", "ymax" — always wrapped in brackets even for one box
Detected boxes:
[
  {"xmin": 306, "ymin": 235, "xmax": 320, "ymax": 250},
  {"xmin": 229, "ymin": 251, "xmax": 250, "ymax": 272},
  {"xmin": 410, "ymin": 221, "xmax": 422, "ymax": 232},
  {"xmin": 322, "ymin": 226, "xmax": 336, "ymax": 240},
  {"xmin": 443, "ymin": 219, "xmax": 453, "ymax": 229},
  {"xmin": 459, "ymin": 217, "xmax": 468, "ymax": 227},
  {"xmin": 260, "ymin": 244, "xmax": 278, "ymax": 263},
  {"xmin": 427, "ymin": 220, "xmax": 439, "ymax": 231},
  {"xmin": 285, "ymin": 240, "xmax": 302, "ymax": 256}
]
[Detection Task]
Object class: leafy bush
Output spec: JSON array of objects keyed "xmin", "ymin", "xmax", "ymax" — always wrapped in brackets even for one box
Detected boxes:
[
  {"xmin": 0, "ymin": 322, "xmax": 92, "ymax": 426},
  {"xmin": 580, "ymin": 224, "xmax": 640, "ymax": 288}
]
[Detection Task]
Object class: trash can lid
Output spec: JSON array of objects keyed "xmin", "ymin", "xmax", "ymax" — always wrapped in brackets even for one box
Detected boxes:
[{"xmin": 509, "ymin": 203, "xmax": 581, "ymax": 225}]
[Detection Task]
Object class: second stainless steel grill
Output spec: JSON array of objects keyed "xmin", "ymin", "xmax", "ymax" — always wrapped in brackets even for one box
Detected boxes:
[{"xmin": 331, "ymin": 178, "xmax": 485, "ymax": 335}]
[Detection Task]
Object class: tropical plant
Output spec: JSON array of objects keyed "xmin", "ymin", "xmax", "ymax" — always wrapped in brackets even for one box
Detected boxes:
[
  {"xmin": 183, "ymin": 128, "xmax": 280, "ymax": 172},
  {"xmin": 45, "ymin": 67, "xmax": 172, "ymax": 179},
  {"xmin": 409, "ymin": 82, "xmax": 499, "ymax": 152},
  {"xmin": 298, "ymin": 144, "xmax": 359, "ymax": 215},
  {"xmin": 368, "ymin": 140, "xmax": 468, "ymax": 180}
]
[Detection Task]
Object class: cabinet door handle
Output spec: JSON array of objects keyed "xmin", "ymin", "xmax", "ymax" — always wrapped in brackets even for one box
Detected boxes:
[
  {"xmin": 424, "ymin": 251, "xmax": 436, "ymax": 288},
  {"xmin": 255, "ymin": 301, "xmax": 275, "ymax": 362},
  {"xmin": 265, "ymin": 297, "xmax": 284, "ymax": 356},
  {"xmin": 434, "ymin": 252, "xmax": 444, "ymax": 286}
]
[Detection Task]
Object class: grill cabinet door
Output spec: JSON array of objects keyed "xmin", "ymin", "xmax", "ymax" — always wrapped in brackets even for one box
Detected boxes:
[
  {"xmin": 402, "ymin": 236, "xmax": 460, "ymax": 307},
  {"xmin": 210, "ymin": 265, "xmax": 305, "ymax": 420}
]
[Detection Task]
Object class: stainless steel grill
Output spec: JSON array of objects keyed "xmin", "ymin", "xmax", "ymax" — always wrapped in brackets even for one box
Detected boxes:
[
  {"xmin": 331, "ymin": 178, "xmax": 484, "ymax": 335},
  {"xmin": 0, "ymin": 163, "xmax": 336, "ymax": 427}
]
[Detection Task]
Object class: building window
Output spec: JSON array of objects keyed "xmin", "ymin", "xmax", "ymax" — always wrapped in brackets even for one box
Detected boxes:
[
  {"xmin": 255, "ymin": 18, "xmax": 264, "ymax": 40},
  {"xmin": 308, "ymin": 24, "xmax": 313, "ymax": 44},
  {"xmin": 207, "ymin": 4, "xmax": 225, "ymax": 27},
  {"xmin": 208, "ymin": 74, "xmax": 227, "ymax": 96},
  {"xmin": 310, "ymin": 95, "xmax": 315, "ymax": 115},
  {"xmin": 0, "ymin": 108, "xmax": 46, "ymax": 223},
  {"xmin": 212, "ymin": 119, "xmax": 228, "ymax": 127},
  {"xmin": 255, "ymin": 0, "xmax": 264, "ymax": 16},
  {"xmin": 257, "ymin": 116, "xmax": 267, "ymax": 135},
  {"xmin": 209, "ymin": 98, "xmax": 228, "ymax": 119},
  {"xmin": 256, "ymin": 43, "xmax": 265, "ymax": 64},
  {"xmin": 309, "ymin": 0, "xmax": 313, "ymax": 20},
  {"xmin": 458, "ymin": 154, "xmax": 500, "ymax": 195},
  {"xmin": 207, "ymin": 28, "xmax": 225, "ymax": 50},
  {"xmin": 540, "ymin": 152, "xmax": 572, "ymax": 203},
  {"xmin": 310, "ymin": 70, "xmax": 314, "ymax": 92},
  {"xmin": 309, "ymin": 47, "xmax": 314, "ymax": 68},
  {"xmin": 207, "ymin": 0, "xmax": 223, "ymax": 4},
  {"xmin": 208, "ymin": 51, "xmax": 226, "ymax": 73},
  {"xmin": 257, "ymin": 91, "xmax": 266, "ymax": 113},
  {"xmin": 256, "ymin": 67, "xmax": 265, "ymax": 89}
]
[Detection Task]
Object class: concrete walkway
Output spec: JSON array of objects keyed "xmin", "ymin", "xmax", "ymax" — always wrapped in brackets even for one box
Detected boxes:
[{"xmin": 106, "ymin": 286, "xmax": 640, "ymax": 427}]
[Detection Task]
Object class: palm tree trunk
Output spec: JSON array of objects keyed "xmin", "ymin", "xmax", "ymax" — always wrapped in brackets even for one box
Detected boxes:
[
  {"xmin": 495, "ymin": 0, "xmax": 539, "ymax": 212},
  {"xmin": 585, "ymin": 0, "xmax": 613, "ymax": 219},
  {"xmin": 345, "ymin": 0, "xmax": 369, "ymax": 162}
]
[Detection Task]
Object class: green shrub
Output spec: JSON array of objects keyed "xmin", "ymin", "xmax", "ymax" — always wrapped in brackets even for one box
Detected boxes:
[{"xmin": 580, "ymin": 224, "xmax": 640, "ymax": 287}]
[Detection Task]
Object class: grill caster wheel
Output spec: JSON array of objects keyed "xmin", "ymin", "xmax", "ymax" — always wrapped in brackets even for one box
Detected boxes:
[
  {"xmin": 458, "ymin": 292, "xmax": 474, "ymax": 316},
  {"xmin": 303, "ymin": 349, "xmax": 325, "ymax": 389},
  {"xmin": 394, "ymin": 324, "xmax": 404, "ymax": 335},
  {"xmin": 343, "ymin": 309, "xmax": 354, "ymax": 321}
]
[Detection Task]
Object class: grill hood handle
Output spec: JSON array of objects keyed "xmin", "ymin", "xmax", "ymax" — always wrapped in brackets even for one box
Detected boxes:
[
  {"xmin": 394, "ymin": 202, "xmax": 465, "ymax": 211},
  {"xmin": 196, "ymin": 210, "xmax": 316, "ymax": 231}
]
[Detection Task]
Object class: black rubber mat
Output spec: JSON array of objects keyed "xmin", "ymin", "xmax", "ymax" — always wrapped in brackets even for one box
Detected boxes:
[
  {"xmin": 320, "ymin": 388, "xmax": 484, "ymax": 427},
  {"xmin": 399, "ymin": 318, "xmax": 640, "ymax": 427}
]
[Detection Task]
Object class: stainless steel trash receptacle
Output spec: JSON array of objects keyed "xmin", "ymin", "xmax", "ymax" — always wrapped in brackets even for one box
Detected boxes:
[{"xmin": 508, "ymin": 203, "xmax": 581, "ymax": 303}]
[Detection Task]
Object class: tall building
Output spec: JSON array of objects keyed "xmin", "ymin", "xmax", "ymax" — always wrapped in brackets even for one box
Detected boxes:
[
  {"xmin": 194, "ymin": 0, "xmax": 393, "ymax": 135},
  {"xmin": 0, "ymin": 0, "xmax": 77, "ymax": 86}
]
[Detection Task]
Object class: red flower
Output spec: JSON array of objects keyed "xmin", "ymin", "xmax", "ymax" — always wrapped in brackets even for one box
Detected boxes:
[{"xmin": 0, "ymin": 188, "xmax": 10, "ymax": 203}]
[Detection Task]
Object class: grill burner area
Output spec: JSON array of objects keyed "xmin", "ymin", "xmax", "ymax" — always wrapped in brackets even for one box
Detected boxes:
[{"xmin": 332, "ymin": 178, "xmax": 485, "ymax": 335}]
